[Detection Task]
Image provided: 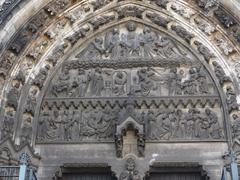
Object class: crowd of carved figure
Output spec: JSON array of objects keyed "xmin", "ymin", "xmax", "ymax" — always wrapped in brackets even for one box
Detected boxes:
[
  {"xmin": 37, "ymin": 106, "xmax": 223, "ymax": 142},
  {"xmin": 50, "ymin": 66, "xmax": 214, "ymax": 97},
  {"xmin": 77, "ymin": 22, "xmax": 186, "ymax": 59},
  {"xmin": 37, "ymin": 108, "xmax": 118, "ymax": 142},
  {"xmin": 145, "ymin": 108, "xmax": 223, "ymax": 140}
]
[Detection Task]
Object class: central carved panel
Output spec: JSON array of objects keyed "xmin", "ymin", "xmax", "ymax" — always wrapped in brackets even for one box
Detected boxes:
[{"xmin": 36, "ymin": 22, "xmax": 225, "ymax": 144}]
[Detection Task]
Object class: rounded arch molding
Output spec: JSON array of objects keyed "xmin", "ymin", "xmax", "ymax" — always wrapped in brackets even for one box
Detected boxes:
[{"xmin": 0, "ymin": 0, "xmax": 240, "ymax": 169}]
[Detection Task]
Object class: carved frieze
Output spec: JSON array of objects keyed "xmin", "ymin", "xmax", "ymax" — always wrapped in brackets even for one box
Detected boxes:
[
  {"xmin": 37, "ymin": 107, "xmax": 117, "ymax": 143},
  {"xmin": 146, "ymin": 108, "xmax": 223, "ymax": 140},
  {"xmin": 48, "ymin": 66, "xmax": 215, "ymax": 98}
]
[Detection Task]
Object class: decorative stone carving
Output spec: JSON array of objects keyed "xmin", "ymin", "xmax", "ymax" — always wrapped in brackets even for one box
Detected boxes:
[
  {"xmin": 1, "ymin": 110, "xmax": 15, "ymax": 139},
  {"xmin": 48, "ymin": 65, "xmax": 214, "ymax": 98},
  {"xmin": 194, "ymin": 17, "xmax": 215, "ymax": 35},
  {"xmin": 6, "ymin": 82, "xmax": 21, "ymax": 109},
  {"xmin": 45, "ymin": 21, "xmax": 66, "ymax": 39},
  {"xmin": 66, "ymin": 26, "xmax": 90, "ymax": 45},
  {"xmin": 47, "ymin": 43, "xmax": 68, "ymax": 66},
  {"xmin": 214, "ymin": 9, "xmax": 237, "ymax": 28},
  {"xmin": 89, "ymin": 14, "xmax": 115, "ymax": 30},
  {"xmin": 215, "ymin": 36, "xmax": 234, "ymax": 55},
  {"xmin": 146, "ymin": 108, "xmax": 223, "ymax": 140},
  {"xmin": 0, "ymin": 51, "xmax": 16, "ymax": 72},
  {"xmin": 197, "ymin": 0, "xmax": 219, "ymax": 12},
  {"xmin": 212, "ymin": 61, "xmax": 231, "ymax": 86},
  {"xmin": 76, "ymin": 23, "xmax": 190, "ymax": 61},
  {"xmin": 194, "ymin": 41, "xmax": 214, "ymax": 62},
  {"xmin": 146, "ymin": 12, "xmax": 170, "ymax": 28},
  {"xmin": 20, "ymin": 117, "xmax": 33, "ymax": 144},
  {"xmin": 232, "ymin": 114, "xmax": 240, "ymax": 148},
  {"xmin": 151, "ymin": 0, "xmax": 169, "ymax": 8},
  {"xmin": 232, "ymin": 26, "xmax": 240, "ymax": 43},
  {"xmin": 65, "ymin": 6, "xmax": 90, "ymax": 24},
  {"xmin": 44, "ymin": 0, "xmax": 69, "ymax": 16},
  {"xmin": 119, "ymin": 157, "xmax": 141, "ymax": 180},
  {"xmin": 117, "ymin": 6, "xmax": 144, "ymax": 19},
  {"xmin": 171, "ymin": 4, "xmax": 196, "ymax": 19},
  {"xmin": 37, "ymin": 108, "xmax": 117, "ymax": 142},
  {"xmin": 90, "ymin": 0, "xmax": 112, "ymax": 10},
  {"xmin": 115, "ymin": 134, "xmax": 123, "ymax": 158},
  {"xmin": 32, "ymin": 65, "xmax": 50, "ymax": 89},
  {"xmin": 172, "ymin": 25, "xmax": 194, "ymax": 43},
  {"xmin": 137, "ymin": 134, "xmax": 145, "ymax": 157},
  {"xmin": 24, "ymin": 88, "xmax": 38, "ymax": 115},
  {"xmin": 234, "ymin": 62, "xmax": 240, "ymax": 80},
  {"xmin": 37, "ymin": 23, "xmax": 224, "ymax": 145},
  {"xmin": 27, "ymin": 40, "xmax": 49, "ymax": 60},
  {"xmin": 226, "ymin": 86, "xmax": 239, "ymax": 113},
  {"xmin": 13, "ymin": 69, "xmax": 26, "ymax": 85}
]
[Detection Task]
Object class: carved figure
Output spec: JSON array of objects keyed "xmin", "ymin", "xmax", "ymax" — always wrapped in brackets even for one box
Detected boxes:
[
  {"xmin": 25, "ymin": 89, "xmax": 38, "ymax": 115},
  {"xmin": 197, "ymin": 66, "xmax": 209, "ymax": 94},
  {"xmin": 198, "ymin": 0, "xmax": 218, "ymax": 11},
  {"xmin": 172, "ymin": 25, "xmax": 194, "ymax": 43},
  {"xmin": 212, "ymin": 61, "xmax": 231, "ymax": 86},
  {"xmin": 120, "ymin": 22, "xmax": 140, "ymax": 56},
  {"xmin": 38, "ymin": 111, "xmax": 50, "ymax": 141},
  {"xmin": 168, "ymin": 68, "xmax": 182, "ymax": 95},
  {"xmin": 33, "ymin": 65, "xmax": 50, "ymax": 89},
  {"xmin": 105, "ymin": 28, "xmax": 120, "ymax": 57},
  {"xmin": 119, "ymin": 158, "xmax": 141, "ymax": 180},
  {"xmin": 89, "ymin": 68, "xmax": 104, "ymax": 96},
  {"xmin": 226, "ymin": 86, "xmax": 239, "ymax": 113},
  {"xmin": 140, "ymin": 27, "xmax": 158, "ymax": 57},
  {"xmin": 136, "ymin": 68, "xmax": 155, "ymax": 96},
  {"xmin": 1, "ymin": 111, "xmax": 15, "ymax": 138},
  {"xmin": 20, "ymin": 117, "xmax": 32, "ymax": 144},
  {"xmin": 113, "ymin": 72, "xmax": 127, "ymax": 96},
  {"xmin": 146, "ymin": 13, "xmax": 169, "ymax": 28},
  {"xmin": 137, "ymin": 134, "xmax": 145, "ymax": 157},
  {"xmin": 115, "ymin": 134, "xmax": 123, "ymax": 158},
  {"xmin": 52, "ymin": 68, "xmax": 70, "ymax": 97},
  {"xmin": 6, "ymin": 82, "xmax": 20, "ymax": 109},
  {"xmin": 232, "ymin": 114, "xmax": 240, "ymax": 145},
  {"xmin": 154, "ymin": 36, "xmax": 185, "ymax": 58},
  {"xmin": 84, "ymin": 37, "xmax": 105, "ymax": 58},
  {"xmin": 71, "ymin": 69, "xmax": 89, "ymax": 97},
  {"xmin": 205, "ymin": 108, "xmax": 222, "ymax": 139}
]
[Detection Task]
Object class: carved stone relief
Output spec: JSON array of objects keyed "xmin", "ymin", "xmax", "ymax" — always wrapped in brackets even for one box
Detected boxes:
[
  {"xmin": 37, "ymin": 107, "xmax": 117, "ymax": 142},
  {"xmin": 48, "ymin": 66, "xmax": 215, "ymax": 98},
  {"xmin": 36, "ymin": 23, "xmax": 225, "ymax": 144}
]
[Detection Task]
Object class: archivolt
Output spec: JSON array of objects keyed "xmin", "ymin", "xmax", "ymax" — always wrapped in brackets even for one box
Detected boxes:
[{"xmin": 0, "ymin": 0, "xmax": 240, "ymax": 154}]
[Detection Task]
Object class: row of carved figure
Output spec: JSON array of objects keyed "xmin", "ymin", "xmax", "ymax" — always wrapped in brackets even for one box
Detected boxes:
[
  {"xmin": 50, "ymin": 66, "xmax": 214, "ymax": 98},
  {"xmin": 36, "ymin": 107, "xmax": 223, "ymax": 142},
  {"xmin": 77, "ymin": 22, "xmax": 186, "ymax": 59}
]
